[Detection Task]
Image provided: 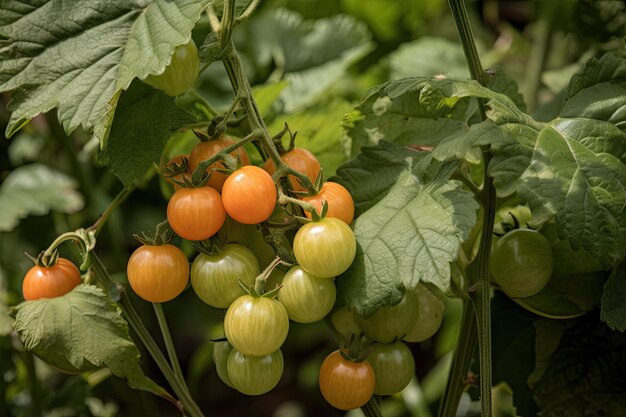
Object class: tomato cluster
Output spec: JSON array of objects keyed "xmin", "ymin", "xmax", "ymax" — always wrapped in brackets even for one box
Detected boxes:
[{"xmin": 134, "ymin": 137, "xmax": 359, "ymax": 396}]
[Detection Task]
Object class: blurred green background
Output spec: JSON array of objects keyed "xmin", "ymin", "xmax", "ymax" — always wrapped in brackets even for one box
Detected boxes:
[{"xmin": 1, "ymin": 0, "xmax": 624, "ymax": 416}]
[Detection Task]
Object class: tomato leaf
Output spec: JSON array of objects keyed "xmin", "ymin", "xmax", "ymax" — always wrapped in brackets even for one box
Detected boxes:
[
  {"xmin": 98, "ymin": 81, "xmax": 197, "ymax": 186},
  {"xmin": 533, "ymin": 314, "xmax": 626, "ymax": 417},
  {"xmin": 336, "ymin": 163, "xmax": 479, "ymax": 317},
  {"xmin": 600, "ymin": 260, "xmax": 626, "ymax": 332},
  {"xmin": 560, "ymin": 53, "xmax": 626, "ymax": 129},
  {"xmin": 0, "ymin": 0, "xmax": 210, "ymax": 144},
  {"xmin": 333, "ymin": 141, "xmax": 424, "ymax": 218},
  {"xmin": 389, "ymin": 37, "xmax": 469, "ymax": 80},
  {"xmin": 0, "ymin": 164, "xmax": 84, "ymax": 232},
  {"xmin": 13, "ymin": 284, "xmax": 171, "ymax": 399}
]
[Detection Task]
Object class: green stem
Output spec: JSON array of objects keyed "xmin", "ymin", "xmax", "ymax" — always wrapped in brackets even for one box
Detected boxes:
[
  {"xmin": 361, "ymin": 396, "xmax": 383, "ymax": 417},
  {"xmin": 90, "ymin": 255, "xmax": 206, "ymax": 417},
  {"xmin": 153, "ymin": 303, "xmax": 186, "ymax": 389},
  {"xmin": 448, "ymin": 1, "xmax": 496, "ymax": 416},
  {"xmin": 88, "ymin": 185, "xmax": 136, "ymax": 237},
  {"xmin": 191, "ymin": 130, "xmax": 261, "ymax": 181},
  {"xmin": 437, "ymin": 301, "xmax": 477, "ymax": 417},
  {"xmin": 188, "ymin": 90, "xmax": 219, "ymax": 118}
]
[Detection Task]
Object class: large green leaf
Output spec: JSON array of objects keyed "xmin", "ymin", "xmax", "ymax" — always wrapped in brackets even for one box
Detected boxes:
[
  {"xmin": 239, "ymin": 8, "xmax": 373, "ymax": 113},
  {"xmin": 389, "ymin": 37, "xmax": 469, "ymax": 80},
  {"xmin": 0, "ymin": 0, "xmax": 210, "ymax": 144},
  {"xmin": 98, "ymin": 81, "xmax": 197, "ymax": 186},
  {"xmin": 333, "ymin": 141, "xmax": 422, "ymax": 217},
  {"xmin": 560, "ymin": 53, "xmax": 626, "ymax": 130},
  {"xmin": 13, "ymin": 284, "xmax": 171, "ymax": 399},
  {"xmin": 601, "ymin": 260, "xmax": 626, "ymax": 332},
  {"xmin": 0, "ymin": 164, "xmax": 84, "ymax": 232},
  {"xmin": 336, "ymin": 164, "xmax": 479, "ymax": 317}
]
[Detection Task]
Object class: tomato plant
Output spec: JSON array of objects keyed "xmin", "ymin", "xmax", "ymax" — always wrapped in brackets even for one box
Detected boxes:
[
  {"xmin": 167, "ymin": 186, "xmax": 226, "ymax": 241},
  {"xmin": 190, "ymin": 244, "xmax": 260, "ymax": 308},
  {"xmin": 126, "ymin": 244, "xmax": 189, "ymax": 303},
  {"xmin": 188, "ymin": 136, "xmax": 251, "ymax": 192},
  {"xmin": 227, "ymin": 348, "xmax": 284, "ymax": 396},
  {"xmin": 319, "ymin": 350, "xmax": 375, "ymax": 410},
  {"xmin": 367, "ymin": 341, "xmax": 414, "ymax": 395},
  {"xmin": 491, "ymin": 229, "xmax": 553, "ymax": 298},
  {"xmin": 293, "ymin": 217, "xmax": 356, "ymax": 278},
  {"xmin": 276, "ymin": 266, "xmax": 336, "ymax": 323},
  {"xmin": 224, "ymin": 294, "xmax": 289, "ymax": 357},
  {"xmin": 22, "ymin": 258, "xmax": 82, "ymax": 301},
  {"xmin": 302, "ymin": 181, "xmax": 355, "ymax": 224},
  {"xmin": 263, "ymin": 147, "xmax": 321, "ymax": 192},
  {"xmin": 163, "ymin": 154, "xmax": 190, "ymax": 191},
  {"xmin": 221, "ymin": 166, "xmax": 277, "ymax": 225}
]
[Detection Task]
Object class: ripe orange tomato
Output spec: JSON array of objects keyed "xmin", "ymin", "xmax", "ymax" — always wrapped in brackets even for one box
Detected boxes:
[
  {"xmin": 188, "ymin": 137, "xmax": 250, "ymax": 191},
  {"xmin": 22, "ymin": 258, "xmax": 81, "ymax": 300},
  {"xmin": 319, "ymin": 350, "xmax": 375, "ymax": 410},
  {"xmin": 222, "ymin": 166, "xmax": 277, "ymax": 224},
  {"xmin": 127, "ymin": 244, "xmax": 189, "ymax": 303},
  {"xmin": 167, "ymin": 187, "xmax": 226, "ymax": 240},
  {"xmin": 263, "ymin": 148, "xmax": 320, "ymax": 192},
  {"xmin": 302, "ymin": 182, "xmax": 355, "ymax": 224}
]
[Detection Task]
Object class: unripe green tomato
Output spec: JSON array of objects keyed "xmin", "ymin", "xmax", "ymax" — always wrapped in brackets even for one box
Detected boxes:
[
  {"xmin": 224, "ymin": 295, "xmax": 289, "ymax": 357},
  {"xmin": 227, "ymin": 348, "xmax": 283, "ymax": 395},
  {"xmin": 277, "ymin": 266, "xmax": 336, "ymax": 323},
  {"xmin": 146, "ymin": 40, "xmax": 199, "ymax": 96},
  {"xmin": 293, "ymin": 217, "xmax": 356, "ymax": 278},
  {"xmin": 490, "ymin": 229, "xmax": 553, "ymax": 298},
  {"xmin": 356, "ymin": 290, "xmax": 419, "ymax": 343},
  {"xmin": 404, "ymin": 285, "xmax": 445, "ymax": 343},
  {"xmin": 190, "ymin": 244, "xmax": 260, "ymax": 309},
  {"xmin": 217, "ymin": 215, "xmax": 258, "ymax": 246},
  {"xmin": 212, "ymin": 339, "xmax": 233, "ymax": 388},
  {"xmin": 328, "ymin": 307, "xmax": 361, "ymax": 344},
  {"xmin": 367, "ymin": 341, "xmax": 415, "ymax": 395}
]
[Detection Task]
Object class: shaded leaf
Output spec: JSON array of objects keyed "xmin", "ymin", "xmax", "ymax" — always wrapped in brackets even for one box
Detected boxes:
[
  {"xmin": 389, "ymin": 37, "xmax": 469, "ymax": 80},
  {"xmin": 0, "ymin": 164, "xmax": 84, "ymax": 232},
  {"xmin": 601, "ymin": 260, "xmax": 626, "ymax": 332},
  {"xmin": 99, "ymin": 81, "xmax": 197, "ymax": 186},
  {"xmin": 337, "ymin": 165, "xmax": 478, "ymax": 317},
  {"xmin": 13, "ymin": 284, "xmax": 171, "ymax": 399},
  {"xmin": 0, "ymin": 0, "xmax": 210, "ymax": 144}
]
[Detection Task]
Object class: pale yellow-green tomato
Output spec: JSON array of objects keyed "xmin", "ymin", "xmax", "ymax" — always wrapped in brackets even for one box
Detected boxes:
[
  {"xmin": 146, "ymin": 40, "xmax": 199, "ymax": 96},
  {"xmin": 404, "ymin": 285, "xmax": 445, "ymax": 343},
  {"xmin": 277, "ymin": 266, "xmax": 336, "ymax": 323}
]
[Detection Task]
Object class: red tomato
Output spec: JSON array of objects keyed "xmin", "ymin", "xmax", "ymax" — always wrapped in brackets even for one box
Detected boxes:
[
  {"xmin": 127, "ymin": 244, "xmax": 189, "ymax": 302},
  {"xmin": 167, "ymin": 187, "xmax": 226, "ymax": 240},
  {"xmin": 263, "ymin": 148, "xmax": 321, "ymax": 192},
  {"xmin": 22, "ymin": 258, "xmax": 81, "ymax": 300},
  {"xmin": 319, "ymin": 350, "xmax": 375, "ymax": 410},
  {"xmin": 302, "ymin": 182, "xmax": 355, "ymax": 224},
  {"xmin": 221, "ymin": 166, "xmax": 277, "ymax": 224},
  {"xmin": 188, "ymin": 136, "xmax": 250, "ymax": 191}
]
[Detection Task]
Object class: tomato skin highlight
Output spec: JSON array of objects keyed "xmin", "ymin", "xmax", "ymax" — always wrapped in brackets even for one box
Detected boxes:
[
  {"xmin": 404, "ymin": 285, "xmax": 445, "ymax": 343},
  {"xmin": 491, "ymin": 229, "xmax": 553, "ymax": 298},
  {"xmin": 302, "ymin": 182, "xmax": 355, "ymax": 224},
  {"xmin": 222, "ymin": 166, "xmax": 277, "ymax": 225},
  {"xmin": 126, "ymin": 244, "xmax": 189, "ymax": 303},
  {"xmin": 191, "ymin": 244, "xmax": 260, "ymax": 308},
  {"xmin": 276, "ymin": 266, "xmax": 336, "ymax": 323},
  {"xmin": 227, "ymin": 348, "xmax": 284, "ymax": 395},
  {"xmin": 319, "ymin": 350, "xmax": 375, "ymax": 410},
  {"xmin": 188, "ymin": 137, "xmax": 251, "ymax": 192},
  {"xmin": 293, "ymin": 217, "xmax": 356, "ymax": 278},
  {"xmin": 263, "ymin": 148, "xmax": 321, "ymax": 192},
  {"xmin": 367, "ymin": 341, "xmax": 414, "ymax": 395},
  {"xmin": 22, "ymin": 258, "xmax": 82, "ymax": 301},
  {"xmin": 356, "ymin": 290, "xmax": 419, "ymax": 343},
  {"xmin": 224, "ymin": 295, "xmax": 289, "ymax": 357},
  {"xmin": 167, "ymin": 187, "xmax": 226, "ymax": 241}
]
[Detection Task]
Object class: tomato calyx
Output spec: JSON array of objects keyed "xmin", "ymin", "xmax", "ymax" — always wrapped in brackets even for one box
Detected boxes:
[
  {"xmin": 133, "ymin": 220, "xmax": 173, "ymax": 246},
  {"xmin": 339, "ymin": 335, "xmax": 374, "ymax": 363}
]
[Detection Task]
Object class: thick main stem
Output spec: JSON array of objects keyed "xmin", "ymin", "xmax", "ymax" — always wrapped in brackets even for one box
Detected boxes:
[
  {"xmin": 447, "ymin": 1, "xmax": 496, "ymax": 416},
  {"xmin": 153, "ymin": 303, "xmax": 187, "ymax": 390}
]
